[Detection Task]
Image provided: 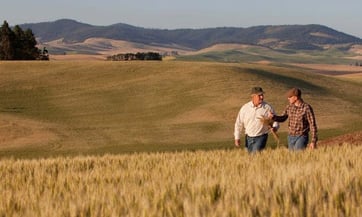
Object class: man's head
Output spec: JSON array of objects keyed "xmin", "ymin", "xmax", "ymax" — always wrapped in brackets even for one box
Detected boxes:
[
  {"xmin": 287, "ymin": 87, "xmax": 302, "ymax": 104},
  {"xmin": 251, "ymin": 87, "xmax": 264, "ymax": 106}
]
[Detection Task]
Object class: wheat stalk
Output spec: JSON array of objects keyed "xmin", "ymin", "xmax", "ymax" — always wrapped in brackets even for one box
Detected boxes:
[{"xmin": 258, "ymin": 116, "xmax": 281, "ymax": 146}]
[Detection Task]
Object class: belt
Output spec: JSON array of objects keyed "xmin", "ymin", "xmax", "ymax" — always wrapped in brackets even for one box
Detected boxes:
[{"xmin": 246, "ymin": 133, "xmax": 268, "ymax": 138}]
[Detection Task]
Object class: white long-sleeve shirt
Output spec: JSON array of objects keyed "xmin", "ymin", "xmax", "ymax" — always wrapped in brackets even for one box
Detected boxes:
[{"xmin": 234, "ymin": 101, "xmax": 279, "ymax": 139}]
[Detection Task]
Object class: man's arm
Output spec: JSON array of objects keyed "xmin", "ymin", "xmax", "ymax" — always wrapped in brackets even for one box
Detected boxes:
[
  {"xmin": 234, "ymin": 108, "xmax": 244, "ymax": 147},
  {"xmin": 269, "ymin": 105, "xmax": 289, "ymax": 123},
  {"xmin": 306, "ymin": 105, "xmax": 318, "ymax": 148},
  {"xmin": 269, "ymin": 110, "xmax": 288, "ymax": 122}
]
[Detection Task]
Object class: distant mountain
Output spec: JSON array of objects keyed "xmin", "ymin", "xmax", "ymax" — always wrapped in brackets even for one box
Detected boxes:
[{"xmin": 19, "ymin": 19, "xmax": 362, "ymax": 54}]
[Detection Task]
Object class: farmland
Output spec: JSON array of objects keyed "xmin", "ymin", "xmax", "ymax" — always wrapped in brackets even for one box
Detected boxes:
[
  {"xmin": 0, "ymin": 60, "xmax": 361, "ymax": 158},
  {"xmin": 0, "ymin": 60, "xmax": 361, "ymax": 216},
  {"xmin": 0, "ymin": 145, "xmax": 361, "ymax": 216}
]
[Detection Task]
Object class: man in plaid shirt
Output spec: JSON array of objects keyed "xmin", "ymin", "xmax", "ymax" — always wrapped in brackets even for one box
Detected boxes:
[{"xmin": 270, "ymin": 87, "xmax": 318, "ymax": 150}]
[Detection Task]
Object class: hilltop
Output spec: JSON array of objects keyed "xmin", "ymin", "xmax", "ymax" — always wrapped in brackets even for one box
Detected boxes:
[{"xmin": 18, "ymin": 19, "xmax": 362, "ymax": 57}]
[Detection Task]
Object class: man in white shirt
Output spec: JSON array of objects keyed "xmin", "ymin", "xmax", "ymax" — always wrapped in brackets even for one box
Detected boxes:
[{"xmin": 234, "ymin": 87, "xmax": 279, "ymax": 152}]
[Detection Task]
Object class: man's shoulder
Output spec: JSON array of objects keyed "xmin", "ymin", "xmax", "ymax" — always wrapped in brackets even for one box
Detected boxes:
[
  {"xmin": 299, "ymin": 100, "xmax": 310, "ymax": 107},
  {"xmin": 302, "ymin": 102, "xmax": 314, "ymax": 111},
  {"xmin": 240, "ymin": 101, "xmax": 253, "ymax": 111},
  {"xmin": 242, "ymin": 101, "xmax": 253, "ymax": 107}
]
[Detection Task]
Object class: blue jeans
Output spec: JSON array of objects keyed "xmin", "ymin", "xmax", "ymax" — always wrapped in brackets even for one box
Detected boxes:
[
  {"xmin": 288, "ymin": 135, "xmax": 308, "ymax": 150},
  {"xmin": 245, "ymin": 134, "xmax": 268, "ymax": 153}
]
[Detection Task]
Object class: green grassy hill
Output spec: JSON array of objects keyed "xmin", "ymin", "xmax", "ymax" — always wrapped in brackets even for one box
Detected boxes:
[
  {"xmin": 178, "ymin": 46, "xmax": 358, "ymax": 64},
  {"xmin": 0, "ymin": 61, "xmax": 361, "ymax": 158}
]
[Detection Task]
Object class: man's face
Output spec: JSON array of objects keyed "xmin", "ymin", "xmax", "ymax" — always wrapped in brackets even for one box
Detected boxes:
[
  {"xmin": 252, "ymin": 93, "xmax": 264, "ymax": 106},
  {"xmin": 288, "ymin": 95, "xmax": 297, "ymax": 104}
]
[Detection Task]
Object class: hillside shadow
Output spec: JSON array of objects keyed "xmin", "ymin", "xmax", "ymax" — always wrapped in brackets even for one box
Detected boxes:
[{"xmin": 243, "ymin": 68, "xmax": 328, "ymax": 95}]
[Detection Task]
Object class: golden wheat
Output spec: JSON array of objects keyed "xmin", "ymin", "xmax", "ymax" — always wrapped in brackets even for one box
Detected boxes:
[{"xmin": 0, "ymin": 145, "xmax": 361, "ymax": 217}]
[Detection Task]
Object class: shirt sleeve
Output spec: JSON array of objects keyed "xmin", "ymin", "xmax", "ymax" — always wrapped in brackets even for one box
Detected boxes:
[
  {"xmin": 306, "ymin": 105, "xmax": 318, "ymax": 143},
  {"xmin": 272, "ymin": 105, "xmax": 289, "ymax": 122},
  {"xmin": 234, "ymin": 108, "xmax": 244, "ymax": 140}
]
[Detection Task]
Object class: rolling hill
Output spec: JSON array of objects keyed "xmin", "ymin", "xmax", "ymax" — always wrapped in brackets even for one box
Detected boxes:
[
  {"xmin": 0, "ymin": 61, "xmax": 361, "ymax": 159},
  {"xmin": 18, "ymin": 19, "xmax": 362, "ymax": 56}
]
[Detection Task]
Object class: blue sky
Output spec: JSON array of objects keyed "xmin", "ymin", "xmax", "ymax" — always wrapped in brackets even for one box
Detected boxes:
[{"xmin": 1, "ymin": 0, "xmax": 361, "ymax": 38}]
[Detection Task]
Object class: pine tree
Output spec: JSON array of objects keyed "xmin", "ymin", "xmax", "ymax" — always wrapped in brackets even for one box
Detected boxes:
[
  {"xmin": 22, "ymin": 28, "xmax": 40, "ymax": 60},
  {"xmin": 0, "ymin": 20, "xmax": 42, "ymax": 60},
  {"xmin": 0, "ymin": 20, "xmax": 16, "ymax": 60},
  {"xmin": 13, "ymin": 25, "xmax": 26, "ymax": 59}
]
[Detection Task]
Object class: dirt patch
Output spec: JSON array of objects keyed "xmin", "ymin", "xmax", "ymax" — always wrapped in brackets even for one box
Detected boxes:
[{"xmin": 318, "ymin": 130, "xmax": 362, "ymax": 146}]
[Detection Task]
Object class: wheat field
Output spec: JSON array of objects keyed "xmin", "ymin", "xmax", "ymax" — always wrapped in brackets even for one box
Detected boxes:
[{"xmin": 1, "ymin": 145, "xmax": 361, "ymax": 217}]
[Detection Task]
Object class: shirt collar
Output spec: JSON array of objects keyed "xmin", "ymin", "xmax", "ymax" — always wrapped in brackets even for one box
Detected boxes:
[
  {"xmin": 250, "ymin": 101, "xmax": 265, "ymax": 108},
  {"xmin": 294, "ymin": 99, "xmax": 305, "ymax": 107}
]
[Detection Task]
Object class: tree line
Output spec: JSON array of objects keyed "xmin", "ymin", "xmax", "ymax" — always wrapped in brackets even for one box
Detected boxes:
[
  {"xmin": 106, "ymin": 52, "xmax": 162, "ymax": 61},
  {"xmin": 0, "ymin": 20, "xmax": 48, "ymax": 60}
]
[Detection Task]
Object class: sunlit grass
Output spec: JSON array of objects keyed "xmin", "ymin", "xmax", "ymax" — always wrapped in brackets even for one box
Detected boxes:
[{"xmin": 0, "ymin": 145, "xmax": 361, "ymax": 216}]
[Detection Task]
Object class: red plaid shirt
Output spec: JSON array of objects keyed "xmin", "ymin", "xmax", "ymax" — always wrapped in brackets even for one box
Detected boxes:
[{"xmin": 273, "ymin": 100, "xmax": 318, "ymax": 143}]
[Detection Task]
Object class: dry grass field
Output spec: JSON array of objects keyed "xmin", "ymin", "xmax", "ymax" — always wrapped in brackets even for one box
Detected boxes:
[
  {"xmin": 291, "ymin": 63, "xmax": 362, "ymax": 75},
  {"xmin": 290, "ymin": 63, "xmax": 362, "ymax": 84},
  {"xmin": 0, "ymin": 60, "xmax": 361, "ymax": 158}
]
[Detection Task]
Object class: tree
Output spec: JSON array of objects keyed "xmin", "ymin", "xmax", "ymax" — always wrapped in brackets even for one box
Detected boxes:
[
  {"xmin": 0, "ymin": 20, "xmax": 44, "ymax": 60},
  {"xmin": 23, "ymin": 28, "xmax": 40, "ymax": 60},
  {"xmin": 0, "ymin": 20, "xmax": 16, "ymax": 60}
]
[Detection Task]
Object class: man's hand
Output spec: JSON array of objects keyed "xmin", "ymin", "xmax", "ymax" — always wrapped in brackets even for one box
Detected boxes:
[
  {"xmin": 271, "ymin": 127, "xmax": 278, "ymax": 133},
  {"xmin": 308, "ymin": 143, "xmax": 316, "ymax": 149},
  {"xmin": 235, "ymin": 139, "xmax": 241, "ymax": 147}
]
